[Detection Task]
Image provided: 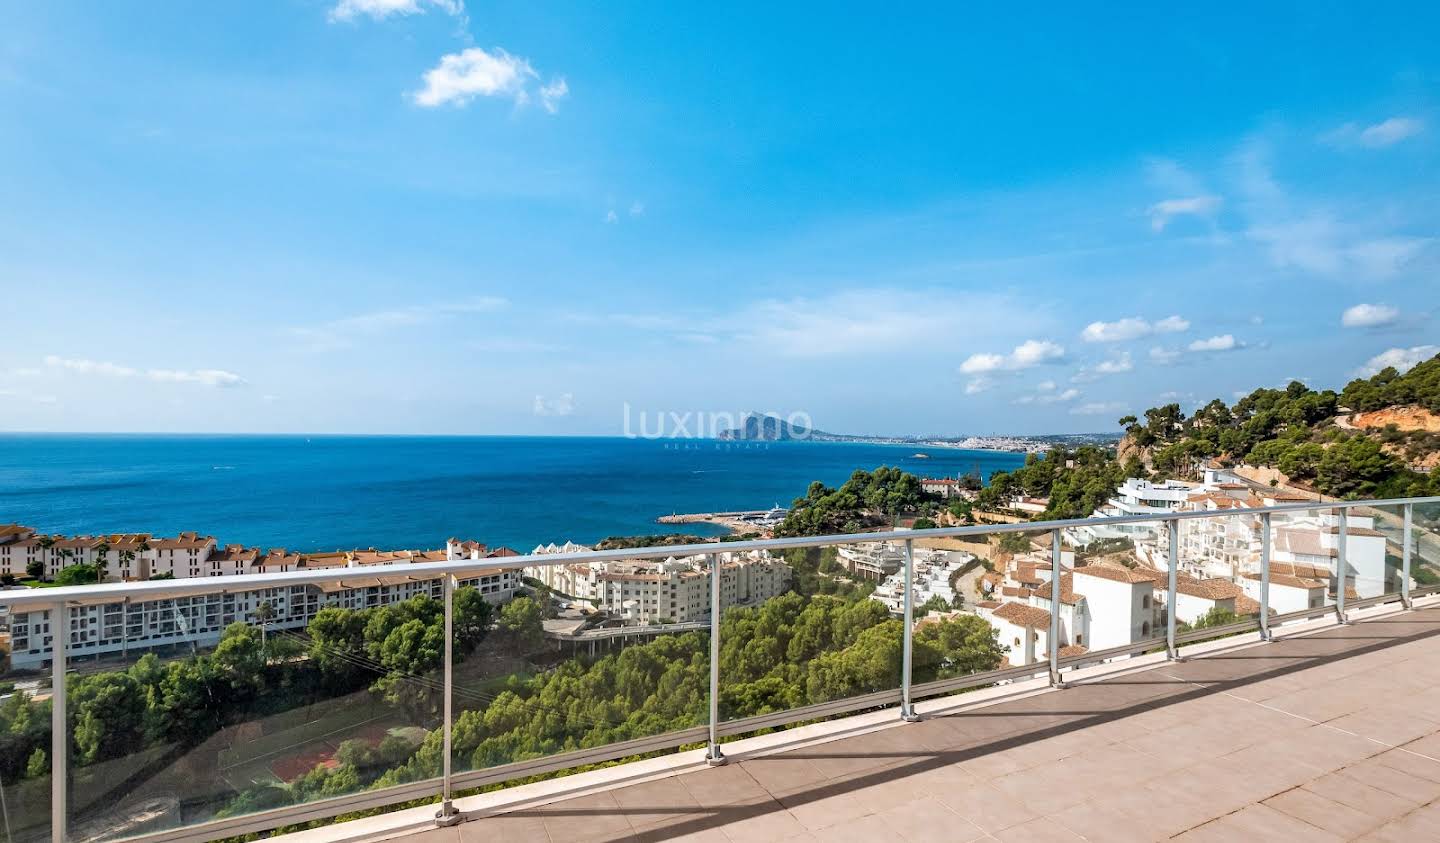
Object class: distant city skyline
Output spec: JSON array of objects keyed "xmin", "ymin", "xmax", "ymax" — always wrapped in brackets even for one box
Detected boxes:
[{"xmin": 1, "ymin": 3, "xmax": 1437, "ymax": 436}]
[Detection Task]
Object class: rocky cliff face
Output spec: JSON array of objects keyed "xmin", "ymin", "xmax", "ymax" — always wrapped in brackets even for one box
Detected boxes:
[{"xmin": 1348, "ymin": 404, "xmax": 1440, "ymax": 434}]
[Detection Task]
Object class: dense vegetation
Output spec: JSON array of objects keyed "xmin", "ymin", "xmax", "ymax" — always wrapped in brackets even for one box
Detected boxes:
[
  {"xmin": 0, "ymin": 589, "xmax": 494, "ymax": 792},
  {"xmin": 1340, "ymin": 354, "xmax": 1440, "ymax": 413},
  {"xmin": 776, "ymin": 467, "xmax": 937, "ymax": 536},
  {"xmin": 975, "ymin": 446, "xmax": 1138, "ymax": 520}
]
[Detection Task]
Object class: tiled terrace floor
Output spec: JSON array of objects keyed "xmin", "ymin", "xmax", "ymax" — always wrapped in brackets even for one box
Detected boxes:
[{"xmin": 401, "ymin": 607, "xmax": 1440, "ymax": 842}]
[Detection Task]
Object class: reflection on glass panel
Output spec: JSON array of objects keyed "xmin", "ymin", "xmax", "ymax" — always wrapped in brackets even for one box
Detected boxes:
[
  {"xmin": 0, "ymin": 603, "xmax": 54, "ymax": 843},
  {"xmin": 1354, "ymin": 504, "xmax": 1407, "ymax": 600},
  {"xmin": 46, "ymin": 574, "xmax": 450, "ymax": 841},
  {"xmin": 1166, "ymin": 513, "xmax": 1262, "ymax": 643},
  {"xmin": 719, "ymin": 542, "xmax": 910, "ymax": 726},
  {"xmin": 1062, "ymin": 521, "xmax": 1165, "ymax": 658},
  {"xmin": 450, "ymin": 553, "xmax": 711, "ymax": 786},
  {"xmin": 1409, "ymin": 502, "xmax": 1440, "ymax": 594}
]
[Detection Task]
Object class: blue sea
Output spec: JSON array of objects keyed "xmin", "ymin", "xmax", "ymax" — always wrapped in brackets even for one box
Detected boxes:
[{"xmin": 0, "ymin": 435, "xmax": 1025, "ymax": 552}]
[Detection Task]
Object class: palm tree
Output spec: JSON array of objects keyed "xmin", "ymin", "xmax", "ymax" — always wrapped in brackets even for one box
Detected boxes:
[{"xmin": 93, "ymin": 541, "xmax": 111, "ymax": 581}]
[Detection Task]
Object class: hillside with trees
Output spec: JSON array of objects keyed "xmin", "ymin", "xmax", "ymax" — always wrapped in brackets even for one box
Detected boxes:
[
  {"xmin": 1115, "ymin": 353, "xmax": 1440, "ymax": 498},
  {"xmin": 775, "ymin": 466, "xmax": 938, "ymax": 536}
]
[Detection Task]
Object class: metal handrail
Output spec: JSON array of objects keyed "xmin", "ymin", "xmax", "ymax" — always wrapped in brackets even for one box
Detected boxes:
[
  {"xmin": 7, "ymin": 494, "xmax": 1436, "ymax": 843},
  {"xmin": 2, "ymin": 494, "xmax": 1435, "ymax": 608}
]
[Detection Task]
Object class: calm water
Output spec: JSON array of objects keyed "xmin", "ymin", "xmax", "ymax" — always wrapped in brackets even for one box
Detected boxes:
[{"xmin": 0, "ymin": 435, "xmax": 1024, "ymax": 552}]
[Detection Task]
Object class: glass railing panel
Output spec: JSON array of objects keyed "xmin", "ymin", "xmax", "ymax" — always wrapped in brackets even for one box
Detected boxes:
[
  {"xmin": 1167, "ymin": 512, "xmax": 1262, "ymax": 645},
  {"xmin": 1352, "ymin": 503, "xmax": 1408, "ymax": 603},
  {"xmin": 718, "ymin": 539, "xmax": 908, "ymax": 730},
  {"xmin": 1409, "ymin": 502, "xmax": 1440, "ymax": 595},
  {"xmin": 1062, "ymin": 519, "xmax": 1167, "ymax": 663},
  {"xmin": 58, "ymin": 578, "xmax": 448, "ymax": 840},
  {"xmin": 909, "ymin": 529, "xmax": 1020, "ymax": 691},
  {"xmin": 0, "ymin": 601, "xmax": 55, "ymax": 843},
  {"xmin": 448, "ymin": 561, "xmax": 711, "ymax": 788}
]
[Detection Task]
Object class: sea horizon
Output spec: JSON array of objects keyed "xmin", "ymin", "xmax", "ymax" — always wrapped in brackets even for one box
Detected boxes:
[{"xmin": 0, "ymin": 434, "xmax": 1026, "ymax": 553}]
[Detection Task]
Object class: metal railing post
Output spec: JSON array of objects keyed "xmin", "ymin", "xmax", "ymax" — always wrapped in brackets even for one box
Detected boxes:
[
  {"xmin": 1259, "ymin": 513, "xmax": 1273, "ymax": 642},
  {"xmin": 1402, "ymin": 504, "xmax": 1414, "ymax": 610},
  {"xmin": 436, "ymin": 575, "xmax": 459, "ymax": 826},
  {"xmin": 1336, "ymin": 509, "xmax": 1350, "ymax": 624},
  {"xmin": 900, "ymin": 539, "xmax": 920, "ymax": 721},
  {"xmin": 705, "ymin": 553, "xmax": 726, "ymax": 765},
  {"xmin": 51, "ymin": 602, "xmax": 66, "ymax": 843},
  {"xmin": 1048, "ymin": 529, "xmax": 1065, "ymax": 689},
  {"xmin": 1166, "ymin": 521, "xmax": 1180, "ymax": 661}
]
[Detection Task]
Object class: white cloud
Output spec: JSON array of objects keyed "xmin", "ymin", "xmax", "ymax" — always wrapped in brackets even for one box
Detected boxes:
[
  {"xmin": 1081, "ymin": 315, "xmax": 1189, "ymax": 343},
  {"xmin": 328, "ymin": 0, "xmax": 463, "ymax": 22},
  {"xmin": 1324, "ymin": 117, "xmax": 1424, "ymax": 149},
  {"xmin": 533, "ymin": 393, "xmax": 575, "ymax": 416},
  {"xmin": 412, "ymin": 47, "xmax": 565, "ymax": 112},
  {"xmin": 148, "ymin": 369, "xmax": 246, "ymax": 388},
  {"xmin": 1095, "ymin": 352, "xmax": 1134, "ymax": 374},
  {"xmin": 1072, "ymin": 352, "xmax": 1134, "ymax": 382},
  {"xmin": 964, "ymin": 377, "xmax": 993, "ymax": 395},
  {"xmin": 605, "ymin": 209, "xmax": 619, "ymax": 224},
  {"xmin": 1149, "ymin": 346, "xmax": 1182, "ymax": 365},
  {"xmin": 44, "ymin": 356, "xmax": 245, "ymax": 388},
  {"xmin": 1148, "ymin": 195, "xmax": 1221, "ymax": 232},
  {"xmin": 1187, "ymin": 334, "xmax": 1241, "ymax": 352},
  {"xmin": 1357, "ymin": 346, "xmax": 1439, "ymax": 377},
  {"xmin": 629, "ymin": 200, "xmax": 646, "ymax": 217},
  {"xmin": 1341, "ymin": 303, "xmax": 1400, "ymax": 329},
  {"xmin": 960, "ymin": 339, "xmax": 1065, "ymax": 374},
  {"xmin": 1070, "ymin": 401, "xmax": 1128, "ymax": 417}
]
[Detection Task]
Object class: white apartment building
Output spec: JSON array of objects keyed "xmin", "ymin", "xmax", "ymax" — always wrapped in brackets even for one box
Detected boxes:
[
  {"xmin": 1069, "ymin": 566, "xmax": 1161, "ymax": 650},
  {"xmin": 870, "ymin": 549, "xmax": 972, "ymax": 615},
  {"xmin": 837, "ymin": 541, "xmax": 905, "ymax": 581},
  {"xmin": 973, "ymin": 601, "xmax": 1051, "ymax": 667},
  {"xmin": 4, "ymin": 534, "xmax": 523, "ymax": 668},
  {"xmin": 1239, "ymin": 572, "xmax": 1327, "ymax": 615},
  {"xmin": 1027, "ymin": 572, "xmax": 1090, "ymax": 650},
  {"xmin": 525, "ymin": 544, "xmax": 792, "ymax": 624},
  {"xmin": 1069, "ymin": 477, "xmax": 1203, "ymax": 547}
]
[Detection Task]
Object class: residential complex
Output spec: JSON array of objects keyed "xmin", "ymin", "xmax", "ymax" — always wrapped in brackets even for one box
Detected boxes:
[
  {"xmin": 0, "ymin": 528, "xmax": 522, "ymax": 668},
  {"xmin": 526, "ymin": 542, "xmax": 792, "ymax": 624}
]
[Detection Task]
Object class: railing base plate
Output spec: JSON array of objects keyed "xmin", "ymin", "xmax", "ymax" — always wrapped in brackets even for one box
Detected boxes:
[
  {"xmin": 705, "ymin": 749, "xmax": 727, "ymax": 767},
  {"xmin": 435, "ymin": 807, "xmax": 464, "ymax": 827}
]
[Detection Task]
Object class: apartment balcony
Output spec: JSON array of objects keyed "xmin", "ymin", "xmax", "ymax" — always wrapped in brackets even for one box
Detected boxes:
[{"xmin": 0, "ymin": 496, "xmax": 1437, "ymax": 843}]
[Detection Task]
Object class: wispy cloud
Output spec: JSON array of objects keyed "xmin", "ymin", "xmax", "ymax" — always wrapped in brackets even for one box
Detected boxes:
[
  {"xmin": 44, "ymin": 356, "xmax": 245, "ymax": 388},
  {"xmin": 1149, "ymin": 346, "xmax": 1182, "ymax": 366},
  {"xmin": 1356, "ymin": 345, "xmax": 1439, "ymax": 377},
  {"xmin": 1070, "ymin": 401, "xmax": 1128, "ymax": 417},
  {"xmin": 1081, "ymin": 315, "xmax": 1189, "ymax": 343},
  {"xmin": 292, "ymin": 297, "xmax": 507, "ymax": 351},
  {"xmin": 1014, "ymin": 382, "xmax": 1080, "ymax": 405},
  {"xmin": 1236, "ymin": 139, "xmax": 1428, "ymax": 280},
  {"xmin": 1323, "ymin": 116, "xmax": 1424, "ymax": 149},
  {"xmin": 1148, "ymin": 196, "xmax": 1221, "ymax": 232},
  {"xmin": 1341, "ymin": 303, "xmax": 1400, "ymax": 329},
  {"xmin": 412, "ymin": 47, "xmax": 566, "ymax": 112},
  {"xmin": 328, "ymin": 0, "xmax": 464, "ymax": 22}
]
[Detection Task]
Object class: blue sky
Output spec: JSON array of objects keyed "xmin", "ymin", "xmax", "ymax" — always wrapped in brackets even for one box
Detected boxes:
[{"xmin": 1, "ymin": 2, "xmax": 1437, "ymax": 436}]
